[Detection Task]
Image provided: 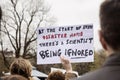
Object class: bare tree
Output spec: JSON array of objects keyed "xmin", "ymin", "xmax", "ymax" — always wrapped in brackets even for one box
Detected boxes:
[{"xmin": 1, "ymin": 0, "xmax": 56, "ymax": 58}]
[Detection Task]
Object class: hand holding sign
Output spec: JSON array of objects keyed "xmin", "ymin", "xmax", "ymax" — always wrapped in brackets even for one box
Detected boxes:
[{"xmin": 60, "ymin": 56, "xmax": 72, "ymax": 73}]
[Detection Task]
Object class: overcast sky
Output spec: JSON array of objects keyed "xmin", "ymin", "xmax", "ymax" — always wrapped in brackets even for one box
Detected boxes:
[{"xmin": 46, "ymin": 0, "xmax": 104, "ymax": 50}]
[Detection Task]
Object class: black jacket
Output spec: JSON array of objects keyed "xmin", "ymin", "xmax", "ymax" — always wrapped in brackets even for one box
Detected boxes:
[{"xmin": 76, "ymin": 53, "xmax": 120, "ymax": 80}]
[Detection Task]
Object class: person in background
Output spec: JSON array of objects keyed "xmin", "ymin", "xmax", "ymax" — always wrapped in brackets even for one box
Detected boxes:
[
  {"xmin": 10, "ymin": 58, "xmax": 33, "ymax": 80},
  {"xmin": 74, "ymin": 0, "xmax": 120, "ymax": 80},
  {"xmin": 47, "ymin": 70, "xmax": 65, "ymax": 80},
  {"xmin": 47, "ymin": 56, "xmax": 78, "ymax": 80},
  {"xmin": 1, "ymin": 75, "xmax": 28, "ymax": 80}
]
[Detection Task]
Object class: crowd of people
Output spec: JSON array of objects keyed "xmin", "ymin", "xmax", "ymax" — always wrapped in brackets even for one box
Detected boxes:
[
  {"xmin": 1, "ymin": 0, "xmax": 120, "ymax": 80},
  {"xmin": 0, "ymin": 56, "xmax": 77, "ymax": 80}
]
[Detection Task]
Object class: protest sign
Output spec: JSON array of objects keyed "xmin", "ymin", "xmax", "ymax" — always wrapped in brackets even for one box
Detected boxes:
[{"xmin": 37, "ymin": 24, "xmax": 94, "ymax": 64}]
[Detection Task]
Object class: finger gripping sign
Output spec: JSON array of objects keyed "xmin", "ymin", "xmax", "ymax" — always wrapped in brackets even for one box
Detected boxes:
[{"xmin": 37, "ymin": 24, "xmax": 94, "ymax": 64}]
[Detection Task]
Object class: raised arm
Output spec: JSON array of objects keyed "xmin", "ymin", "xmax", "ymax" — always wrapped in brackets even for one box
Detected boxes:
[{"xmin": 60, "ymin": 56, "xmax": 78, "ymax": 80}]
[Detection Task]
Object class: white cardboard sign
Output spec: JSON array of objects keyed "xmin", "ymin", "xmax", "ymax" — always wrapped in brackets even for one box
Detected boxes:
[{"xmin": 37, "ymin": 24, "xmax": 94, "ymax": 64}]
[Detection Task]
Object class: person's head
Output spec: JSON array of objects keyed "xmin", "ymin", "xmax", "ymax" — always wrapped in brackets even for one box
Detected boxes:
[
  {"xmin": 99, "ymin": 0, "xmax": 120, "ymax": 52},
  {"xmin": 47, "ymin": 70, "xmax": 65, "ymax": 80},
  {"xmin": 1, "ymin": 75, "xmax": 28, "ymax": 80},
  {"xmin": 10, "ymin": 58, "xmax": 32, "ymax": 79}
]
